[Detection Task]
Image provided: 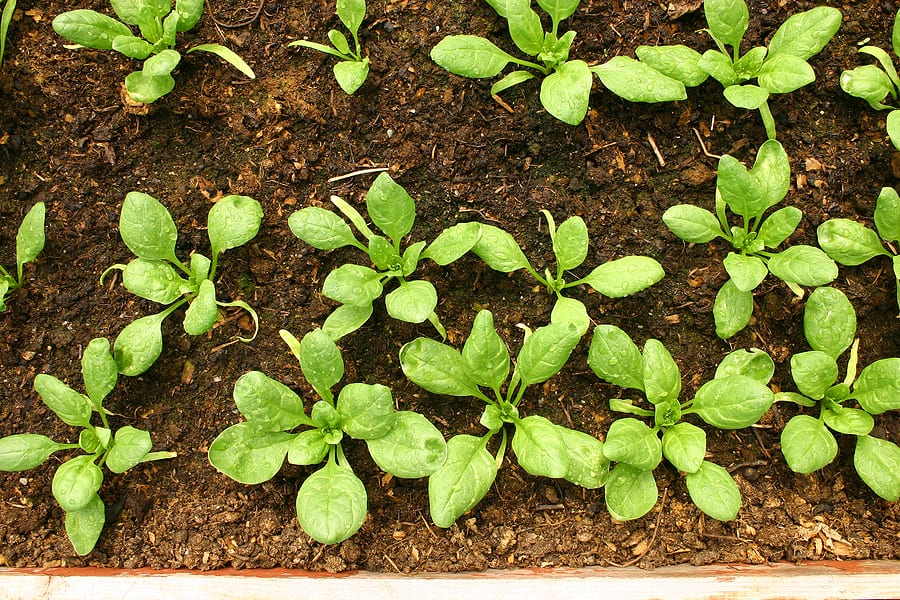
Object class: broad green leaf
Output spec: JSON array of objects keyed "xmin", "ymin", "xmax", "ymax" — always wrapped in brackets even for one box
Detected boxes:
[
  {"xmin": 641, "ymin": 339, "xmax": 681, "ymax": 405},
  {"xmin": 758, "ymin": 54, "xmax": 815, "ymax": 94},
  {"xmin": 286, "ymin": 430, "xmax": 328, "ymax": 466},
  {"xmin": 16, "ymin": 202, "xmax": 45, "ymax": 270},
  {"xmin": 367, "ymin": 235, "xmax": 397, "ymax": 271},
  {"xmin": 662, "ymin": 422, "xmax": 706, "ymax": 474},
  {"xmin": 817, "ymin": 219, "xmax": 887, "ymax": 266},
  {"xmin": 768, "ymin": 246, "xmax": 838, "ymax": 287},
  {"xmin": 400, "ymin": 337, "xmax": 483, "ymax": 398},
  {"xmin": 105, "ymin": 426, "xmax": 152, "ymax": 473},
  {"xmin": 512, "ymin": 415, "xmax": 569, "ymax": 479},
  {"xmin": 541, "ymin": 60, "xmax": 593, "ymax": 125},
  {"xmin": 553, "ymin": 216, "xmax": 588, "ymax": 271},
  {"xmin": 33, "ymin": 374, "xmax": 92, "ymax": 428},
  {"xmin": 704, "ymin": 0, "xmax": 748, "ymax": 49},
  {"xmin": 328, "ymin": 29, "xmax": 352, "ymax": 55},
  {"xmin": 536, "ymin": 0, "xmax": 579, "ymax": 25},
  {"xmin": 119, "ymin": 192, "xmax": 179, "ymax": 263},
  {"xmin": 587, "ymin": 325, "xmax": 644, "ymax": 391},
  {"xmin": 716, "ymin": 154, "xmax": 762, "ymax": 219},
  {"xmin": 189, "ymin": 253, "xmax": 211, "ymax": 283},
  {"xmin": 160, "ymin": 10, "xmax": 179, "ymax": 47},
  {"xmin": 299, "ymin": 329, "xmax": 344, "ymax": 402},
  {"xmin": 322, "ymin": 264, "xmax": 383, "ymax": 306},
  {"xmin": 65, "ymin": 493, "xmax": 106, "ymax": 556},
  {"xmin": 605, "ymin": 463, "xmax": 658, "ymax": 521},
  {"xmin": 549, "ymin": 296, "xmax": 590, "ymax": 337},
  {"xmin": 430, "ymin": 35, "xmax": 515, "ymax": 79},
  {"xmin": 52, "ymin": 10, "xmax": 133, "ymax": 50},
  {"xmin": 187, "ymin": 44, "xmax": 256, "ymax": 79},
  {"xmin": 823, "ymin": 406, "xmax": 874, "ymax": 436},
  {"xmin": 698, "ymin": 50, "xmax": 738, "ymax": 86},
  {"xmin": 322, "ymin": 303, "xmax": 373, "ymax": 340},
  {"xmin": 422, "ymin": 222, "xmax": 481, "ymax": 265},
  {"xmin": 53, "ymin": 455, "xmax": 103, "ymax": 512},
  {"xmin": 781, "ymin": 414, "xmax": 837, "ymax": 473},
  {"xmin": 233, "ymin": 371, "xmax": 307, "ymax": 432},
  {"xmin": 113, "ymin": 312, "xmax": 166, "ymax": 376},
  {"xmin": 122, "ymin": 258, "xmax": 186, "ymax": 304},
  {"xmin": 110, "ymin": 0, "xmax": 169, "ymax": 25},
  {"xmin": 462, "ymin": 310, "xmax": 510, "ymax": 391},
  {"xmin": 333, "ymin": 58, "xmax": 369, "ymax": 94},
  {"xmin": 0, "ymin": 434, "xmax": 66, "ymax": 471},
  {"xmin": 208, "ymin": 422, "xmax": 294, "ymax": 484},
  {"xmin": 112, "ymin": 34, "xmax": 153, "ymax": 59},
  {"xmin": 559, "ymin": 427, "xmax": 608, "ymax": 489},
  {"xmin": 723, "ymin": 84, "xmax": 768, "ymax": 109},
  {"xmin": 602, "ymin": 418, "xmax": 661, "ymax": 472},
  {"xmin": 516, "ymin": 322, "xmax": 580, "ymax": 387},
  {"xmin": 723, "ymin": 253, "xmax": 767, "ymax": 292},
  {"xmin": 311, "ymin": 402, "xmax": 343, "ymax": 444},
  {"xmin": 662, "ymin": 205, "xmax": 723, "ymax": 243},
  {"xmin": 428, "ymin": 435, "xmax": 498, "ymax": 528},
  {"xmin": 758, "ymin": 206, "xmax": 802, "ymax": 248},
  {"xmin": 296, "ymin": 461, "xmax": 367, "ymax": 544},
  {"xmin": 183, "ymin": 278, "xmax": 217, "ymax": 335},
  {"xmin": 337, "ymin": 383, "xmax": 395, "ymax": 440},
  {"xmin": 125, "ymin": 71, "xmax": 176, "ymax": 104},
  {"xmin": 685, "ymin": 461, "xmax": 741, "ymax": 521},
  {"xmin": 767, "ymin": 7, "xmax": 842, "ymax": 61},
  {"xmin": 366, "ymin": 411, "xmax": 447, "ymax": 478},
  {"xmin": 790, "ymin": 351, "xmax": 837, "ymax": 400},
  {"xmin": 591, "ymin": 56, "xmax": 687, "ymax": 103},
  {"xmin": 715, "ymin": 348, "xmax": 774, "ymax": 384},
  {"xmin": 691, "ymin": 375, "xmax": 774, "ymax": 429},
  {"xmin": 384, "ymin": 280, "xmax": 437, "ymax": 324},
  {"xmin": 733, "ymin": 46, "xmax": 767, "ymax": 79},
  {"xmin": 208, "ymin": 195, "xmax": 262, "ymax": 256},
  {"xmin": 175, "ymin": 0, "xmax": 204, "ymax": 31},
  {"xmin": 491, "ymin": 70, "xmax": 536, "ymax": 96},
  {"xmin": 875, "ymin": 186, "xmax": 900, "ymax": 242},
  {"xmin": 401, "ymin": 241, "xmax": 426, "ymax": 276},
  {"xmin": 854, "ymin": 435, "xmax": 900, "ymax": 502},
  {"xmin": 635, "ymin": 45, "xmax": 708, "ymax": 87},
  {"xmin": 713, "ymin": 279, "xmax": 753, "ymax": 339},
  {"xmin": 506, "ymin": 0, "xmax": 543, "ymax": 56},
  {"xmin": 839, "ymin": 65, "xmax": 895, "ymax": 110},
  {"xmin": 290, "ymin": 207, "xmax": 359, "ymax": 251},
  {"xmin": 145, "ymin": 48, "xmax": 181, "ymax": 77},
  {"xmin": 471, "ymin": 224, "xmax": 531, "ymax": 272},
  {"xmin": 336, "ymin": 0, "xmax": 366, "ymax": 36},
  {"xmin": 751, "ymin": 140, "xmax": 790, "ymax": 211},
  {"xmin": 580, "ymin": 256, "xmax": 664, "ymax": 298},
  {"xmin": 803, "ymin": 287, "xmax": 856, "ymax": 359},
  {"xmin": 853, "ymin": 358, "xmax": 900, "ymax": 414},
  {"xmin": 81, "ymin": 338, "xmax": 118, "ymax": 409}
]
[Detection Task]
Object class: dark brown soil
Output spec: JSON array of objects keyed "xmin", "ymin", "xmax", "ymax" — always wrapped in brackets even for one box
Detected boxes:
[{"xmin": 1, "ymin": 0, "xmax": 898, "ymax": 572}]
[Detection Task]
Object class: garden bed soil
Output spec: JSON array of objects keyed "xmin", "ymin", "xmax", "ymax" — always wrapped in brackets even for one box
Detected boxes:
[{"xmin": 0, "ymin": 0, "xmax": 898, "ymax": 573}]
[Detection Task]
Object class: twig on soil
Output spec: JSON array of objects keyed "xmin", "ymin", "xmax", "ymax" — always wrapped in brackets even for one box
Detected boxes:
[
  {"xmin": 383, "ymin": 553, "xmax": 401, "ymax": 573},
  {"xmin": 728, "ymin": 459, "xmax": 769, "ymax": 473},
  {"xmin": 692, "ymin": 127, "xmax": 721, "ymax": 159},
  {"xmin": 491, "ymin": 94, "xmax": 515, "ymax": 114},
  {"xmin": 647, "ymin": 133, "xmax": 665, "ymax": 167},
  {"xmin": 327, "ymin": 166, "xmax": 390, "ymax": 183},
  {"xmin": 605, "ymin": 488, "xmax": 668, "ymax": 568},
  {"xmin": 207, "ymin": 0, "xmax": 265, "ymax": 28},
  {"xmin": 419, "ymin": 513, "xmax": 438, "ymax": 540}
]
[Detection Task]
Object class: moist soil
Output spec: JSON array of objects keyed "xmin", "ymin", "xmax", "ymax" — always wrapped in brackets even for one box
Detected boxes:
[{"xmin": 0, "ymin": 0, "xmax": 899, "ymax": 573}]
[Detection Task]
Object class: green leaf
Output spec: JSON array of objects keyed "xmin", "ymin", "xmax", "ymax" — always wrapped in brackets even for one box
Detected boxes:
[
  {"xmin": 384, "ymin": 280, "xmax": 437, "ymax": 324},
  {"xmin": 65, "ymin": 493, "xmax": 106, "ymax": 556},
  {"xmin": 462, "ymin": 310, "xmax": 510, "ymax": 391},
  {"xmin": 716, "ymin": 155, "xmax": 762, "ymax": 219},
  {"xmin": 723, "ymin": 253, "xmax": 767, "ymax": 292},
  {"xmin": 322, "ymin": 264, "xmax": 383, "ymax": 306},
  {"xmin": 322, "ymin": 303, "xmax": 373, "ymax": 340},
  {"xmin": 662, "ymin": 204, "xmax": 723, "ymax": 243},
  {"xmin": 112, "ymin": 34, "xmax": 153, "ymax": 59},
  {"xmin": 289, "ymin": 39, "xmax": 349, "ymax": 60},
  {"xmin": 516, "ymin": 321, "xmax": 580, "ymax": 387},
  {"xmin": 368, "ymin": 235, "xmax": 397, "ymax": 271},
  {"xmin": 713, "ymin": 279, "xmax": 753, "ymax": 339},
  {"xmin": 296, "ymin": 460, "xmax": 367, "ymax": 544},
  {"xmin": 333, "ymin": 58, "xmax": 369, "ymax": 94},
  {"xmin": 110, "ymin": 0, "xmax": 169, "ymax": 25},
  {"xmin": 723, "ymin": 84, "xmax": 769, "ymax": 109},
  {"xmin": 233, "ymin": 371, "xmax": 307, "ymax": 432},
  {"xmin": 52, "ymin": 10, "xmax": 133, "ymax": 50},
  {"xmin": 328, "ymin": 29, "xmax": 352, "ymax": 56},
  {"xmin": 641, "ymin": 339, "xmax": 680, "ymax": 405},
  {"xmin": 662, "ymin": 422, "xmax": 706, "ymax": 474},
  {"xmin": 757, "ymin": 206, "xmax": 801, "ymax": 248},
  {"xmin": 366, "ymin": 411, "xmax": 447, "ymax": 478},
  {"xmin": 840, "ymin": 65, "xmax": 895, "ymax": 110},
  {"xmin": 175, "ymin": 0, "xmax": 204, "ymax": 31},
  {"xmin": 0, "ymin": 0, "xmax": 14, "ymax": 66},
  {"xmin": 299, "ymin": 329, "xmax": 344, "ymax": 402},
  {"xmin": 422, "ymin": 222, "xmax": 481, "ymax": 265},
  {"xmin": 119, "ymin": 192, "xmax": 179, "ymax": 263},
  {"xmin": 587, "ymin": 325, "xmax": 644, "ymax": 391},
  {"xmin": 491, "ymin": 70, "xmax": 536, "ymax": 96},
  {"xmin": 549, "ymin": 296, "xmax": 590, "ymax": 337},
  {"xmin": 183, "ymin": 278, "xmax": 217, "ymax": 335},
  {"xmin": 733, "ymin": 46, "xmax": 767, "ymax": 79},
  {"xmin": 580, "ymin": 256, "xmax": 664, "ymax": 298},
  {"xmin": 605, "ymin": 463, "xmax": 658, "ymax": 521},
  {"xmin": 823, "ymin": 406, "xmax": 874, "ymax": 436},
  {"xmin": 854, "ymin": 435, "xmax": 900, "ymax": 502},
  {"xmin": 691, "ymin": 375, "xmax": 774, "ymax": 429},
  {"xmin": 105, "ymin": 426, "xmax": 152, "ymax": 473},
  {"xmin": 286, "ymin": 430, "xmax": 328, "ymax": 466},
  {"xmin": 715, "ymin": 348, "xmax": 774, "ymax": 384},
  {"xmin": 704, "ymin": 0, "xmax": 748, "ymax": 49},
  {"xmin": 124, "ymin": 71, "xmax": 176, "ymax": 104},
  {"xmin": 471, "ymin": 224, "xmax": 531, "ymax": 272},
  {"xmin": 540, "ymin": 60, "xmax": 593, "ymax": 125},
  {"xmin": 558, "ymin": 427, "xmax": 608, "ymax": 489},
  {"xmin": 818, "ymin": 218, "xmax": 888, "ymax": 266},
  {"xmin": 790, "ymin": 351, "xmax": 838, "ymax": 400},
  {"xmin": 53, "ymin": 455, "xmax": 104, "ymax": 512},
  {"xmin": 512, "ymin": 415, "xmax": 569, "ymax": 479},
  {"xmin": 768, "ymin": 246, "xmax": 838, "ymax": 287},
  {"xmin": 337, "ymin": 383, "xmax": 395, "ymax": 440},
  {"xmin": 336, "ymin": 0, "xmax": 366, "ymax": 36},
  {"xmin": 506, "ymin": 0, "xmax": 543, "ymax": 56},
  {"xmin": 187, "ymin": 44, "xmax": 256, "ymax": 79},
  {"xmin": 853, "ymin": 358, "xmax": 900, "ymax": 414},
  {"xmin": 0, "ymin": 278, "xmax": 9, "ymax": 311},
  {"xmin": 553, "ymin": 216, "xmax": 588, "ymax": 271},
  {"xmin": 401, "ymin": 241, "xmax": 425, "ymax": 276},
  {"xmin": 803, "ymin": 287, "xmax": 856, "ymax": 359},
  {"xmin": 0, "ymin": 434, "xmax": 66, "ymax": 472},
  {"xmin": 536, "ymin": 0, "xmax": 579, "ymax": 25},
  {"xmin": 780, "ymin": 414, "xmax": 837, "ymax": 473},
  {"xmin": 122, "ymin": 258, "xmax": 186, "ymax": 304},
  {"xmin": 875, "ymin": 187, "xmax": 900, "ymax": 242},
  {"xmin": 208, "ymin": 422, "xmax": 294, "ymax": 484},
  {"xmin": 758, "ymin": 54, "xmax": 815, "ymax": 94},
  {"xmin": 767, "ymin": 7, "xmax": 842, "ymax": 61},
  {"xmin": 81, "ymin": 338, "xmax": 118, "ymax": 409},
  {"xmin": 400, "ymin": 337, "xmax": 483, "ymax": 398},
  {"xmin": 15, "ymin": 202, "xmax": 45, "ymax": 272},
  {"xmin": 208, "ymin": 195, "xmax": 262, "ymax": 256},
  {"xmin": 698, "ymin": 50, "xmax": 738, "ymax": 86},
  {"xmin": 113, "ymin": 312, "xmax": 166, "ymax": 376},
  {"xmin": 751, "ymin": 140, "xmax": 791, "ymax": 210},
  {"xmin": 428, "ymin": 435, "xmax": 498, "ymax": 528},
  {"xmin": 635, "ymin": 45, "xmax": 708, "ymax": 87},
  {"xmin": 33, "ymin": 374, "xmax": 92, "ymax": 428},
  {"xmin": 685, "ymin": 461, "xmax": 741, "ymax": 521},
  {"xmin": 603, "ymin": 418, "xmax": 661, "ymax": 472},
  {"xmin": 591, "ymin": 56, "xmax": 687, "ymax": 103},
  {"xmin": 430, "ymin": 35, "xmax": 515, "ymax": 79}
]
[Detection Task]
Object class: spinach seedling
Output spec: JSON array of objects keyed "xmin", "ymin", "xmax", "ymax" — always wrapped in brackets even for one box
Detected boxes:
[
  {"xmin": 208, "ymin": 328, "xmax": 447, "ymax": 544},
  {"xmin": 52, "ymin": 0, "xmax": 255, "ymax": 104},
  {"xmin": 102, "ymin": 191, "xmax": 262, "ymax": 376},
  {"xmin": 839, "ymin": 9, "xmax": 900, "ymax": 151},
  {"xmin": 288, "ymin": 0, "xmax": 369, "ymax": 94},
  {"xmin": 289, "ymin": 172, "xmax": 481, "ymax": 340},
  {"xmin": 663, "ymin": 139, "xmax": 837, "ymax": 339},
  {"xmin": 0, "ymin": 202, "xmax": 45, "ymax": 312},
  {"xmin": 471, "ymin": 210, "xmax": 664, "ymax": 337},
  {"xmin": 588, "ymin": 325, "xmax": 775, "ymax": 521},
  {"xmin": 401, "ymin": 310, "xmax": 607, "ymax": 528},
  {"xmin": 0, "ymin": 338, "xmax": 176, "ymax": 555},
  {"xmin": 818, "ymin": 188, "xmax": 900, "ymax": 314},
  {"xmin": 778, "ymin": 287, "xmax": 900, "ymax": 501},
  {"xmin": 636, "ymin": 0, "xmax": 841, "ymax": 139},
  {"xmin": 430, "ymin": 0, "xmax": 686, "ymax": 125}
]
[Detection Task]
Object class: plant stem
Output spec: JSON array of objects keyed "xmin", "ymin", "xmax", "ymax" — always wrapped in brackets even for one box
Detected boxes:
[{"xmin": 759, "ymin": 101, "xmax": 777, "ymax": 140}]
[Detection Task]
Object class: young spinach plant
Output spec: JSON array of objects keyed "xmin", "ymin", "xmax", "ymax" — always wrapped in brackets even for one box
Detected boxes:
[
  {"xmin": 839, "ymin": 9, "xmax": 900, "ymax": 151},
  {"xmin": 588, "ymin": 325, "xmax": 775, "ymax": 521},
  {"xmin": 818, "ymin": 188, "xmax": 900, "ymax": 314},
  {"xmin": 400, "ymin": 310, "xmax": 607, "ymax": 528},
  {"xmin": 208, "ymin": 328, "xmax": 447, "ymax": 544},
  {"xmin": 103, "ymin": 191, "xmax": 262, "ymax": 376},
  {"xmin": 0, "ymin": 338, "xmax": 176, "ymax": 554},
  {"xmin": 52, "ymin": 0, "xmax": 255, "ymax": 104},
  {"xmin": 777, "ymin": 287, "xmax": 900, "ymax": 502},
  {"xmin": 635, "ymin": 0, "xmax": 841, "ymax": 139},
  {"xmin": 289, "ymin": 172, "xmax": 481, "ymax": 340},
  {"xmin": 663, "ymin": 140, "xmax": 837, "ymax": 339},
  {"xmin": 288, "ymin": 0, "xmax": 368, "ymax": 94},
  {"xmin": 430, "ymin": 0, "xmax": 686, "ymax": 125},
  {"xmin": 471, "ymin": 210, "xmax": 664, "ymax": 336},
  {"xmin": 0, "ymin": 202, "xmax": 45, "ymax": 312}
]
